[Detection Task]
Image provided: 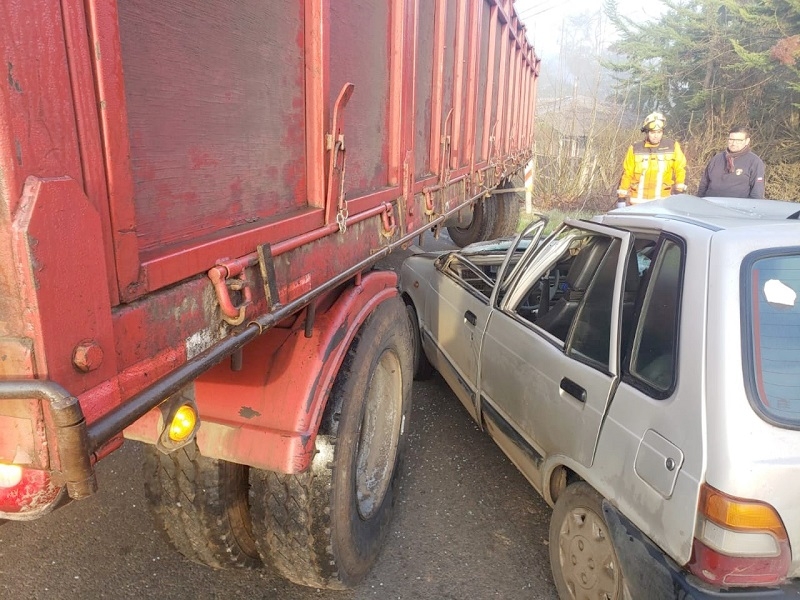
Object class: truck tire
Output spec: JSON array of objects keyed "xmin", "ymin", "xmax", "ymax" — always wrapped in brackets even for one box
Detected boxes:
[
  {"xmin": 405, "ymin": 302, "xmax": 435, "ymax": 380},
  {"xmin": 549, "ymin": 482, "xmax": 626, "ymax": 600},
  {"xmin": 249, "ymin": 296, "xmax": 413, "ymax": 589},
  {"xmin": 488, "ymin": 182, "xmax": 521, "ymax": 240},
  {"xmin": 446, "ymin": 179, "xmax": 520, "ymax": 247},
  {"xmin": 143, "ymin": 442, "xmax": 261, "ymax": 569},
  {"xmin": 446, "ymin": 199, "xmax": 496, "ymax": 247}
]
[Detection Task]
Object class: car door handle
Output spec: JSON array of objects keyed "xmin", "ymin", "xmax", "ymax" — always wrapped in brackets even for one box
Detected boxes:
[
  {"xmin": 464, "ymin": 310, "xmax": 477, "ymax": 326},
  {"xmin": 560, "ymin": 377, "xmax": 586, "ymax": 403}
]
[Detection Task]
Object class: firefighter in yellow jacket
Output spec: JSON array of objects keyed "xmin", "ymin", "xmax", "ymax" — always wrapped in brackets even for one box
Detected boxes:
[{"xmin": 617, "ymin": 112, "xmax": 687, "ymax": 205}]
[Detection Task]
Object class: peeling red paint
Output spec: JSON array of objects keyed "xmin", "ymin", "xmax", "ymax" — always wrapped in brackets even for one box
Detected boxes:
[
  {"xmin": 0, "ymin": 468, "xmax": 61, "ymax": 517},
  {"xmin": 238, "ymin": 406, "xmax": 261, "ymax": 419}
]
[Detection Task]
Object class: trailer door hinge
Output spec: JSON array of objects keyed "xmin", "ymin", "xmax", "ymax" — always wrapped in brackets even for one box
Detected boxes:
[{"xmin": 326, "ymin": 83, "xmax": 354, "ymax": 229}]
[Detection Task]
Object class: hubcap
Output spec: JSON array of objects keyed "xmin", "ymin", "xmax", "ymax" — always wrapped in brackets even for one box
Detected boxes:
[
  {"xmin": 557, "ymin": 506, "xmax": 620, "ymax": 600},
  {"xmin": 355, "ymin": 349, "xmax": 403, "ymax": 519}
]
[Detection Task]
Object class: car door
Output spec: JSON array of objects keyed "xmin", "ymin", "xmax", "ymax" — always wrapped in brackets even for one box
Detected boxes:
[
  {"xmin": 425, "ymin": 220, "xmax": 548, "ymax": 422},
  {"xmin": 477, "ymin": 221, "xmax": 633, "ymax": 483},
  {"xmin": 591, "ymin": 233, "xmax": 703, "ymax": 568},
  {"xmin": 426, "ymin": 253, "xmax": 496, "ymax": 421}
]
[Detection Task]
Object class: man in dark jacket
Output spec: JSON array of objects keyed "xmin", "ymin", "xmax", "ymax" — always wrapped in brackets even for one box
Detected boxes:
[{"xmin": 698, "ymin": 126, "xmax": 765, "ymax": 198}]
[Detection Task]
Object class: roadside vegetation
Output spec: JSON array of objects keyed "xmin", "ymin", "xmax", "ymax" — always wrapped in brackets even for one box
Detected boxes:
[{"xmin": 530, "ymin": 0, "xmax": 800, "ymax": 211}]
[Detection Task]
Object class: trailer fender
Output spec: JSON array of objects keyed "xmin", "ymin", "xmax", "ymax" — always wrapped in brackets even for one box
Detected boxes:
[{"xmin": 192, "ymin": 270, "xmax": 400, "ymax": 473}]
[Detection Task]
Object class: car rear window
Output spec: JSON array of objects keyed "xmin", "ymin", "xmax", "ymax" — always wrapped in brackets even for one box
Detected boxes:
[{"xmin": 745, "ymin": 251, "xmax": 800, "ymax": 427}]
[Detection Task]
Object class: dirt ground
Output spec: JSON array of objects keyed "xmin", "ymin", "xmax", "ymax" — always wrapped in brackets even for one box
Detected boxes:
[{"xmin": 0, "ymin": 376, "xmax": 559, "ymax": 600}]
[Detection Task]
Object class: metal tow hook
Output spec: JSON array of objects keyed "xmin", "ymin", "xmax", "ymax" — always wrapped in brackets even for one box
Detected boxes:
[
  {"xmin": 381, "ymin": 203, "xmax": 397, "ymax": 238},
  {"xmin": 208, "ymin": 259, "xmax": 256, "ymax": 326},
  {"xmin": 223, "ymin": 273, "xmax": 252, "ymax": 326}
]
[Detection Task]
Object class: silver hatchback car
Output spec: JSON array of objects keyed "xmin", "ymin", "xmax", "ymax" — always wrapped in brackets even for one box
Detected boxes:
[{"xmin": 400, "ymin": 196, "xmax": 800, "ymax": 599}]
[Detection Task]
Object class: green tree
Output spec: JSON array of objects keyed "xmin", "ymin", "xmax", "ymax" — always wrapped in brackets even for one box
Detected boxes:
[{"xmin": 604, "ymin": 0, "xmax": 800, "ymax": 194}]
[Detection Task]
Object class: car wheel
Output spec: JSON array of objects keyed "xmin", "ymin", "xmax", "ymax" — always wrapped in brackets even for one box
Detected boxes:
[
  {"xmin": 143, "ymin": 442, "xmax": 262, "ymax": 569},
  {"xmin": 405, "ymin": 301, "xmax": 435, "ymax": 380},
  {"xmin": 549, "ymin": 482, "xmax": 625, "ymax": 599},
  {"xmin": 249, "ymin": 296, "xmax": 414, "ymax": 588}
]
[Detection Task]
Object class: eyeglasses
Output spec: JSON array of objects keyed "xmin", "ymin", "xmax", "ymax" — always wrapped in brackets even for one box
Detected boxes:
[{"xmin": 728, "ymin": 137, "xmax": 747, "ymax": 143}]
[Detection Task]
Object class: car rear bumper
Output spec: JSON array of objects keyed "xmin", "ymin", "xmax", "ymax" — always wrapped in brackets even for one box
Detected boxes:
[{"xmin": 602, "ymin": 501, "xmax": 800, "ymax": 599}]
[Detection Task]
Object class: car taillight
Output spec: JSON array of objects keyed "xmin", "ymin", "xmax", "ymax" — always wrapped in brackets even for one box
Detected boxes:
[
  {"xmin": 0, "ymin": 464, "xmax": 62, "ymax": 519},
  {"xmin": 689, "ymin": 483, "xmax": 790, "ymax": 587}
]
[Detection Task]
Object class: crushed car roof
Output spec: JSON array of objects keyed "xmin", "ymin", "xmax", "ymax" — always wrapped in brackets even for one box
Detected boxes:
[{"xmin": 604, "ymin": 194, "xmax": 800, "ymax": 231}]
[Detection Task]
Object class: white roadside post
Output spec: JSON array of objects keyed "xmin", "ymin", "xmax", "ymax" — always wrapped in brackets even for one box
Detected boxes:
[{"xmin": 525, "ymin": 159, "xmax": 534, "ymax": 214}]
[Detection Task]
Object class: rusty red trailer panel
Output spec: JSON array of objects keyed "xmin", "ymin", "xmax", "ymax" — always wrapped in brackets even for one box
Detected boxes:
[{"xmin": 0, "ymin": 0, "xmax": 538, "ymax": 515}]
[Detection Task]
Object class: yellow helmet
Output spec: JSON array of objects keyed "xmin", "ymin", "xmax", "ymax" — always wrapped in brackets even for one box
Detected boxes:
[{"xmin": 641, "ymin": 112, "xmax": 666, "ymax": 132}]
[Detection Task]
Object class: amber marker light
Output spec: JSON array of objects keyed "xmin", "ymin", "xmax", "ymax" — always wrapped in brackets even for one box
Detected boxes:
[
  {"xmin": 168, "ymin": 405, "xmax": 198, "ymax": 442},
  {"xmin": 0, "ymin": 464, "xmax": 23, "ymax": 488}
]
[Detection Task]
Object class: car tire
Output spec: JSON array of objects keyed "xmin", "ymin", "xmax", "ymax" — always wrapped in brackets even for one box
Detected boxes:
[
  {"xmin": 549, "ymin": 482, "xmax": 625, "ymax": 600},
  {"xmin": 249, "ymin": 296, "xmax": 414, "ymax": 589},
  {"xmin": 143, "ymin": 442, "xmax": 262, "ymax": 569},
  {"xmin": 405, "ymin": 302, "xmax": 435, "ymax": 380}
]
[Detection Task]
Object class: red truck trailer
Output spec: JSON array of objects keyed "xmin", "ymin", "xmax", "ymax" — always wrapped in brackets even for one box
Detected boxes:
[{"xmin": 0, "ymin": 0, "xmax": 538, "ymax": 589}]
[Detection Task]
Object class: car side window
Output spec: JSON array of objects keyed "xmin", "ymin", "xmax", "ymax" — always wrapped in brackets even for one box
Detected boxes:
[
  {"xmin": 626, "ymin": 239, "xmax": 683, "ymax": 396},
  {"xmin": 442, "ymin": 255, "xmax": 495, "ymax": 300},
  {"xmin": 509, "ymin": 226, "xmax": 622, "ymax": 356},
  {"xmin": 567, "ymin": 239, "xmax": 621, "ymax": 370}
]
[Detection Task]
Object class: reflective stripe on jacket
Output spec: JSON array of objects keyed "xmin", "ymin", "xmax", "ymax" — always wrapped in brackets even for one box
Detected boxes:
[{"xmin": 619, "ymin": 138, "xmax": 687, "ymax": 202}]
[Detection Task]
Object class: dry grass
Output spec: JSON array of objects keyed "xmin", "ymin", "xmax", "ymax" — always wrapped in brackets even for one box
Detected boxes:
[
  {"xmin": 765, "ymin": 162, "xmax": 800, "ymax": 201},
  {"xmin": 534, "ymin": 102, "xmax": 800, "ymax": 204}
]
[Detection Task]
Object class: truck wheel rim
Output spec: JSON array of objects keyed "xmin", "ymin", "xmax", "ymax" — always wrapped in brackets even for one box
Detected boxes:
[
  {"xmin": 557, "ymin": 505, "xmax": 620, "ymax": 599},
  {"xmin": 355, "ymin": 348, "xmax": 403, "ymax": 520}
]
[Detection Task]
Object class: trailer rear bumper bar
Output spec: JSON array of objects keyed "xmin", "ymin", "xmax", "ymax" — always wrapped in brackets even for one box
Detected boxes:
[{"xmin": 0, "ymin": 381, "xmax": 96, "ymax": 500}]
